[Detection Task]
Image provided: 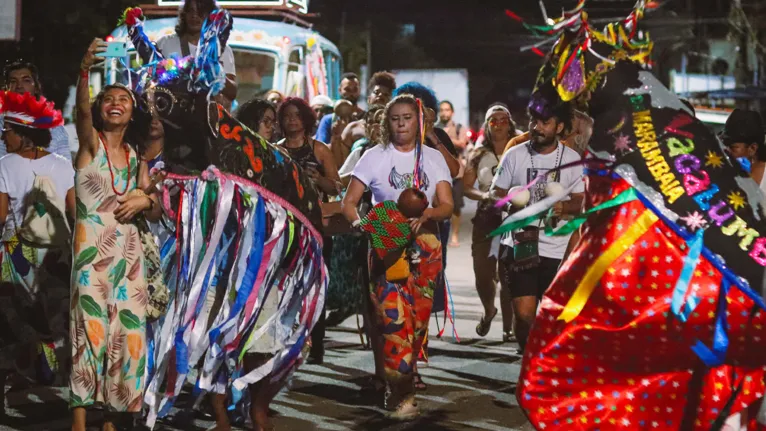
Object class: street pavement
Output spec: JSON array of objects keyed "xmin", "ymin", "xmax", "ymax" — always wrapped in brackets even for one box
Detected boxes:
[{"xmin": 1, "ymin": 201, "xmax": 532, "ymax": 430}]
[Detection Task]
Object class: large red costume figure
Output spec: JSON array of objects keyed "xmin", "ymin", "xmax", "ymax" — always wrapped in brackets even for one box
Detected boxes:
[{"xmin": 502, "ymin": 1, "xmax": 766, "ymax": 429}]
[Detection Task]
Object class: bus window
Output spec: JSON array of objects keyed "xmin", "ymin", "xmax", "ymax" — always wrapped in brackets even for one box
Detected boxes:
[
  {"xmin": 285, "ymin": 47, "xmax": 306, "ymax": 99},
  {"xmin": 233, "ymin": 49, "xmax": 277, "ymax": 105}
]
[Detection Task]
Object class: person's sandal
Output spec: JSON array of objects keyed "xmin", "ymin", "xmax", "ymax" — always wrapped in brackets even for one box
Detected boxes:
[
  {"xmin": 503, "ymin": 330, "xmax": 516, "ymax": 343},
  {"xmin": 475, "ymin": 308, "xmax": 498, "ymax": 337},
  {"xmin": 413, "ymin": 373, "xmax": 427, "ymax": 391}
]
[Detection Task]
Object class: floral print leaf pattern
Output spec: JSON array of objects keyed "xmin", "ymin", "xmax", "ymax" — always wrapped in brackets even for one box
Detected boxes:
[
  {"xmin": 112, "ymin": 381, "xmax": 132, "ymax": 406},
  {"xmin": 82, "ymin": 171, "xmax": 109, "ymax": 201},
  {"xmin": 86, "ymin": 320, "xmax": 105, "ymax": 347},
  {"xmin": 119, "ymin": 309, "xmax": 141, "ymax": 330},
  {"xmin": 95, "ymin": 277, "xmax": 110, "ymax": 302},
  {"xmin": 116, "ymin": 285, "xmax": 128, "ymax": 301},
  {"xmin": 96, "ymin": 195, "xmax": 119, "ymax": 213},
  {"xmin": 136, "ymin": 355, "xmax": 146, "ymax": 378},
  {"xmin": 110, "ymin": 259, "xmax": 127, "ymax": 289},
  {"xmin": 122, "ymin": 230, "xmax": 139, "ymax": 264},
  {"xmin": 127, "ymin": 333, "xmax": 142, "ymax": 360},
  {"xmin": 74, "ymin": 246, "xmax": 98, "ymax": 271},
  {"xmin": 128, "ymin": 395, "xmax": 142, "ymax": 412},
  {"xmin": 76, "ymin": 197, "xmax": 88, "ymax": 220},
  {"xmin": 96, "ymin": 225, "xmax": 117, "ymax": 256},
  {"xmin": 88, "ymin": 214, "xmax": 104, "ymax": 226},
  {"xmin": 92, "ymin": 256, "xmax": 115, "ymax": 272},
  {"xmin": 79, "ymin": 295, "xmax": 102, "ymax": 317},
  {"xmin": 73, "ymin": 367, "xmax": 96, "ymax": 394},
  {"xmin": 127, "ymin": 258, "xmax": 141, "ymax": 281},
  {"xmin": 132, "ymin": 284, "xmax": 148, "ymax": 307}
]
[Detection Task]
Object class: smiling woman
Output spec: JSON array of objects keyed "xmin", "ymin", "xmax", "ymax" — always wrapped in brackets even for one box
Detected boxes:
[{"xmin": 69, "ymin": 38, "xmax": 163, "ymax": 431}]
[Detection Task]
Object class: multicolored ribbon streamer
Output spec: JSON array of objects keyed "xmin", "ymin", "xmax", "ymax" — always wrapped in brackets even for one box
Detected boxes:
[
  {"xmin": 544, "ymin": 187, "xmax": 638, "ymax": 237},
  {"xmin": 670, "ymin": 228, "xmax": 705, "ymax": 322},
  {"xmin": 558, "ymin": 209, "xmax": 659, "ymax": 323},
  {"xmin": 690, "ymin": 280, "xmax": 730, "ymax": 367}
]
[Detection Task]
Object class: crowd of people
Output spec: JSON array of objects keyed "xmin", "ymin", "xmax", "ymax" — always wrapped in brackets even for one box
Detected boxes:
[{"xmin": 2, "ymin": 1, "xmax": 766, "ymax": 430}]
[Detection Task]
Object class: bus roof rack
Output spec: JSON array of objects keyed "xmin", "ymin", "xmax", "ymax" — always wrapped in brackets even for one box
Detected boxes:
[{"xmin": 139, "ymin": 3, "xmax": 316, "ymax": 29}]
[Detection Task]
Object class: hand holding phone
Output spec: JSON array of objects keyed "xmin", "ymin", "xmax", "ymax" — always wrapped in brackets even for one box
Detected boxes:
[{"xmin": 96, "ymin": 41, "xmax": 128, "ymax": 58}]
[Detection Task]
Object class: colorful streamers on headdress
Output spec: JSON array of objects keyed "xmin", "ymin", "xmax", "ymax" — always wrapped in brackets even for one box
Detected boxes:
[
  {"xmin": 506, "ymin": 0, "xmax": 653, "ymax": 102},
  {"xmin": 190, "ymin": 9, "xmax": 233, "ymax": 97},
  {"xmin": 0, "ymin": 91, "xmax": 63, "ymax": 129}
]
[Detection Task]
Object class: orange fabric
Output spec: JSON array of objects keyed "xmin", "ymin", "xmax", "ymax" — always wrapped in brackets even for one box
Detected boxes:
[{"xmin": 503, "ymin": 131, "xmax": 530, "ymax": 154}]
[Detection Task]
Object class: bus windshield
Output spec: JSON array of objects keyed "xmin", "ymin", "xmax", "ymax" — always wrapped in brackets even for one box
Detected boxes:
[{"xmin": 233, "ymin": 49, "xmax": 277, "ymax": 105}]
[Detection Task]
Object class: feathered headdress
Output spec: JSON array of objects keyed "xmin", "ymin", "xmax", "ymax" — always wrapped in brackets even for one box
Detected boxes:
[{"xmin": 0, "ymin": 91, "xmax": 63, "ymax": 129}]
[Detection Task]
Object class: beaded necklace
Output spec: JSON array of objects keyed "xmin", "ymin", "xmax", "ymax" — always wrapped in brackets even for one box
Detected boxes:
[{"xmin": 99, "ymin": 133, "xmax": 131, "ymax": 196}]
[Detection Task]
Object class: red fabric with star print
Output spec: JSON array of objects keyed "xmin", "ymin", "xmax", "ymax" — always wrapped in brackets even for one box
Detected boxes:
[{"xmin": 517, "ymin": 175, "xmax": 766, "ymax": 430}]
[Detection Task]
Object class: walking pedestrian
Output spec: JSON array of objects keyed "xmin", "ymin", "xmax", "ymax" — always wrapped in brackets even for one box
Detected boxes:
[
  {"xmin": 464, "ymin": 105, "xmax": 516, "ymax": 342},
  {"xmin": 490, "ymin": 91, "xmax": 584, "ymax": 350},
  {"xmin": 436, "ymin": 100, "xmax": 468, "ymax": 247},
  {"xmin": 341, "ymin": 94, "xmax": 453, "ymax": 419}
]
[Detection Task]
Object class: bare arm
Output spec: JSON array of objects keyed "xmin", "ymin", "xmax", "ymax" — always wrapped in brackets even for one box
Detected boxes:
[
  {"xmin": 65, "ymin": 188, "xmax": 76, "ymax": 226},
  {"xmin": 462, "ymin": 156, "xmax": 487, "ymax": 202},
  {"xmin": 341, "ymin": 178, "xmax": 366, "ymax": 224},
  {"xmin": 221, "ymin": 74, "xmax": 238, "ymax": 103},
  {"xmin": 427, "ymin": 131, "xmax": 460, "ymax": 178},
  {"xmin": 75, "ymin": 38, "xmax": 107, "ymax": 169},
  {"xmin": 313, "ymin": 141, "xmax": 342, "ymax": 196},
  {"xmin": 341, "ymin": 120, "xmax": 365, "ymax": 152},
  {"xmin": 140, "ymin": 161, "xmax": 162, "ymax": 222},
  {"xmin": 0, "ymin": 193, "xmax": 8, "ymax": 226}
]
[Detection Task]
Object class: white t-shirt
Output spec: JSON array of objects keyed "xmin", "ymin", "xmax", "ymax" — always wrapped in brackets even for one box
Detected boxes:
[
  {"xmin": 0, "ymin": 153, "xmax": 75, "ymax": 237},
  {"xmin": 492, "ymin": 141, "xmax": 584, "ymax": 260},
  {"xmin": 352, "ymin": 144, "xmax": 451, "ymax": 207},
  {"xmin": 156, "ymin": 34, "xmax": 236, "ymax": 76}
]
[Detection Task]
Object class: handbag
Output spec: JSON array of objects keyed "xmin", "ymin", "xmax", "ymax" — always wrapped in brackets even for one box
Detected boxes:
[
  {"xmin": 18, "ymin": 174, "xmax": 71, "ymax": 247},
  {"xmin": 511, "ymin": 226, "xmax": 541, "ymax": 272},
  {"xmin": 132, "ymin": 173, "xmax": 170, "ymax": 321}
]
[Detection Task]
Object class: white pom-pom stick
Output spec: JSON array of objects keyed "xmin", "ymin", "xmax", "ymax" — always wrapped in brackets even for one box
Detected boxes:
[
  {"xmin": 544, "ymin": 182, "xmax": 565, "ymax": 198},
  {"xmin": 509, "ymin": 186, "xmax": 531, "ymax": 208}
]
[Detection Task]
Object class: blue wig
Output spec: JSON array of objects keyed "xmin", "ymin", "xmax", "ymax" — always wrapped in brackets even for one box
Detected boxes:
[{"xmin": 393, "ymin": 82, "xmax": 438, "ymax": 112}]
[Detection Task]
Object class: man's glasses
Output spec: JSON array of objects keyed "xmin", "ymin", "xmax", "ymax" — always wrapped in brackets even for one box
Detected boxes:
[
  {"xmin": 489, "ymin": 118, "xmax": 510, "ymax": 126},
  {"xmin": 0, "ymin": 127, "xmax": 11, "ymax": 137}
]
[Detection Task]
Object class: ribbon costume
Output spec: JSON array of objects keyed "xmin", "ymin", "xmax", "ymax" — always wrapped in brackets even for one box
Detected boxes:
[
  {"xmin": 498, "ymin": 1, "xmax": 766, "ymax": 429},
  {"xmin": 118, "ymin": 8, "xmax": 326, "ymax": 427}
]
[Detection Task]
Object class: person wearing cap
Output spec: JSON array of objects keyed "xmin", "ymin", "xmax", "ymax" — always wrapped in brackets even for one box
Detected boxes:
[
  {"xmin": 2, "ymin": 60, "xmax": 72, "ymax": 160},
  {"xmin": 721, "ymin": 109, "xmax": 766, "ymax": 194},
  {"xmin": 310, "ymin": 94, "xmax": 333, "ymax": 125},
  {"xmin": 464, "ymin": 104, "xmax": 518, "ymax": 342},
  {"xmin": 490, "ymin": 87, "xmax": 585, "ymax": 351},
  {"xmin": 0, "ymin": 90, "xmax": 75, "ymax": 388}
]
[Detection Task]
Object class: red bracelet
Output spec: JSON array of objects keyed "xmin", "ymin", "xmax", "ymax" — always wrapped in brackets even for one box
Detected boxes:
[{"xmin": 80, "ymin": 69, "xmax": 89, "ymax": 80}]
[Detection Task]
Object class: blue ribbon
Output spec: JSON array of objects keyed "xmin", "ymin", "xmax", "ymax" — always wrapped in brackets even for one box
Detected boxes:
[
  {"xmin": 671, "ymin": 228, "xmax": 705, "ymax": 322},
  {"xmin": 690, "ymin": 281, "xmax": 730, "ymax": 367},
  {"xmin": 208, "ymin": 195, "xmax": 266, "ymax": 346}
]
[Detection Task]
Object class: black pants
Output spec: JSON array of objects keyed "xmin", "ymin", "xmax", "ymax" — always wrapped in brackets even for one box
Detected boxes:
[
  {"xmin": 310, "ymin": 236, "xmax": 333, "ymax": 352},
  {"xmin": 501, "ymin": 246, "xmax": 561, "ymax": 300}
]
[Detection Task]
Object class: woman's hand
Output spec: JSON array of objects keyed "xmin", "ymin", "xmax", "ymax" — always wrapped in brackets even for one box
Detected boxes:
[
  {"xmin": 81, "ymin": 38, "xmax": 107, "ymax": 71},
  {"xmin": 409, "ymin": 208, "xmax": 434, "ymax": 234},
  {"xmin": 114, "ymin": 193, "xmax": 152, "ymax": 224}
]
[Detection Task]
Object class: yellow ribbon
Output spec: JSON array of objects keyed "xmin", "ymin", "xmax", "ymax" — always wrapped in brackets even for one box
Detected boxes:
[{"xmin": 558, "ymin": 209, "xmax": 659, "ymax": 323}]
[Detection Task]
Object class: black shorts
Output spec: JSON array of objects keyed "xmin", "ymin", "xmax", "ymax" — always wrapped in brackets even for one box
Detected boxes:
[
  {"xmin": 452, "ymin": 178, "xmax": 465, "ymax": 212},
  {"xmin": 500, "ymin": 246, "xmax": 561, "ymax": 299}
]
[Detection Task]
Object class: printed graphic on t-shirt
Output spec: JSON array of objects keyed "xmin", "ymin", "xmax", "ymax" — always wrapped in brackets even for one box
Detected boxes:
[
  {"xmin": 388, "ymin": 166, "xmax": 430, "ymax": 191},
  {"xmin": 527, "ymin": 168, "xmax": 560, "ymax": 202}
]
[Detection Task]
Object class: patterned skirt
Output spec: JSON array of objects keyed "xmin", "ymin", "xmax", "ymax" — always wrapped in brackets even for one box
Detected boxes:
[{"xmin": 0, "ymin": 234, "xmax": 70, "ymax": 384}]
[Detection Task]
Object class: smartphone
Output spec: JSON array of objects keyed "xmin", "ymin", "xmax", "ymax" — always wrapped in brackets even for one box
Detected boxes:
[{"xmin": 96, "ymin": 41, "xmax": 128, "ymax": 58}]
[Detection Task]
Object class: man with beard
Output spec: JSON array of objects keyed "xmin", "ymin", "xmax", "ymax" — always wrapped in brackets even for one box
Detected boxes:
[
  {"xmin": 315, "ymin": 73, "xmax": 363, "ymax": 146},
  {"xmin": 490, "ymin": 92, "xmax": 584, "ymax": 350}
]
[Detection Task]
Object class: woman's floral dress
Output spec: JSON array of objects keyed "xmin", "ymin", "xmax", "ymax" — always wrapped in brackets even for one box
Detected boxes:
[{"xmin": 69, "ymin": 142, "xmax": 147, "ymax": 412}]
